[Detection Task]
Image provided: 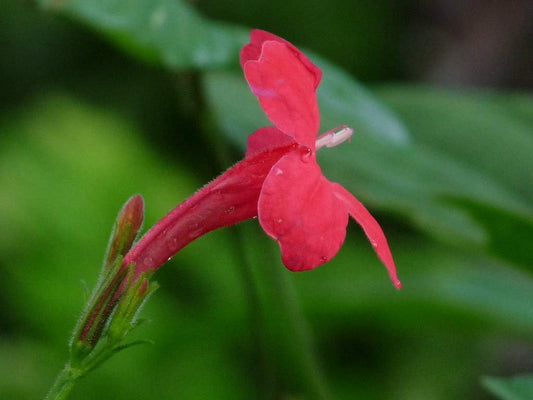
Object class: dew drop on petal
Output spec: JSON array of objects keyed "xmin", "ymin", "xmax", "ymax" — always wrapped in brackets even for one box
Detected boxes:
[
  {"xmin": 143, "ymin": 257, "xmax": 153, "ymax": 268},
  {"xmin": 276, "ymin": 218, "xmax": 283, "ymax": 224},
  {"xmin": 300, "ymin": 148, "xmax": 312, "ymax": 163},
  {"xmin": 167, "ymin": 236, "xmax": 179, "ymax": 252},
  {"xmin": 188, "ymin": 224, "xmax": 203, "ymax": 239},
  {"xmin": 225, "ymin": 206, "xmax": 236, "ymax": 214},
  {"xmin": 215, "ymin": 190, "xmax": 225, "ymax": 200},
  {"xmin": 321, "ymin": 256, "xmax": 328, "ymax": 262}
]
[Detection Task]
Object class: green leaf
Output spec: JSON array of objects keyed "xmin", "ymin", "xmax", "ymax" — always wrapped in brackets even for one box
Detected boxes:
[
  {"xmin": 482, "ymin": 375, "xmax": 533, "ymax": 400},
  {"xmin": 203, "ymin": 57, "xmax": 409, "ymax": 146},
  {"xmin": 36, "ymin": 0, "xmax": 248, "ymax": 69},
  {"xmin": 375, "ymin": 86, "xmax": 533, "ymax": 266},
  {"xmin": 207, "ymin": 78, "xmax": 533, "ymax": 257},
  {"xmin": 293, "ymin": 239, "xmax": 533, "ymax": 335},
  {"xmin": 0, "ymin": 93, "xmax": 256, "ymax": 398},
  {"xmin": 0, "ymin": 93, "xmax": 203, "ymax": 343},
  {"xmin": 377, "ymin": 87, "xmax": 533, "ymax": 202},
  {"xmin": 36, "ymin": 0, "xmax": 410, "ymax": 147},
  {"xmin": 314, "ymin": 53, "xmax": 409, "ymax": 144}
]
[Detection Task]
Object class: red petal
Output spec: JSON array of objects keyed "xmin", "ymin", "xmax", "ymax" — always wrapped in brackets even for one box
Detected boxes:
[
  {"xmin": 258, "ymin": 149, "xmax": 348, "ymax": 271},
  {"xmin": 243, "ymin": 40, "xmax": 321, "ymax": 149},
  {"xmin": 240, "ymin": 30, "xmax": 322, "ymax": 90},
  {"xmin": 245, "ymin": 126, "xmax": 297, "ymax": 158},
  {"xmin": 124, "ymin": 145, "xmax": 294, "ymax": 279},
  {"xmin": 332, "ymin": 184, "xmax": 401, "ymax": 289}
]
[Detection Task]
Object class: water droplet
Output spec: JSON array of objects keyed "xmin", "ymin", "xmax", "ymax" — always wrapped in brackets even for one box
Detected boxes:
[
  {"xmin": 321, "ymin": 256, "xmax": 328, "ymax": 262},
  {"xmin": 275, "ymin": 168, "xmax": 283, "ymax": 176},
  {"xmin": 252, "ymin": 172, "xmax": 266, "ymax": 180},
  {"xmin": 276, "ymin": 218, "xmax": 283, "ymax": 224},
  {"xmin": 143, "ymin": 257, "xmax": 153, "ymax": 267},
  {"xmin": 189, "ymin": 230, "xmax": 202, "ymax": 239},
  {"xmin": 300, "ymin": 148, "xmax": 312, "ymax": 163},
  {"xmin": 188, "ymin": 225, "xmax": 203, "ymax": 239},
  {"xmin": 241, "ymin": 178, "xmax": 251, "ymax": 185},
  {"xmin": 224, "ymin": 206, "xmax": 236, "ymax": 214},
  {"xmin": 167, "ymin": 236, "xmax": 179, "ymax": 251}
]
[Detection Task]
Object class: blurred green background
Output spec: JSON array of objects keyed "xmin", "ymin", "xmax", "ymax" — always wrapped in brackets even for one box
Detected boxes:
[{"xmin": 1, "ymin": 0, "xmax": 532, "ymax": 399}]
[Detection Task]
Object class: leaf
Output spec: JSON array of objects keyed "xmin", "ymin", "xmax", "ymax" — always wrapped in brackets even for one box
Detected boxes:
[
  {"xmin": 288, "ymin": 236, "xmax": 533, "ymax": 336},
  {"xmin": 36, "ymin": 0, "xmax": 248, "ymax": 69},
  {"xmin": 374, "ymin": 86, "xmax": 533, "ymax": 266},
  {"xmin": 206, "ymin": 77, "xmax": 533, "ymax": 257},
  {"xmin": 482, "ymin": 375, "xmax": 533, "ymax": 400},
  {"xmin": 0, "ymin": 93, "xmax": 257, "ymax": 398},
  {"xmin": 36, "ymin": 0, "xmax": 410, "ymax": 147},
  {"xmin": 376, "ymin": 86, "xmax": 533, "ymax": 202},
  {"xmin": 0, "ymin": 93, "xmax": 205, "ymax": 342},
  {"xmin": 313, "ymin": 53, "xmax": 410, "ymax": 144}
]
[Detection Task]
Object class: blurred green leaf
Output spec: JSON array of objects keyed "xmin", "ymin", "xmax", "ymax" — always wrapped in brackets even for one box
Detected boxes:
[
  {"xmin": 206, "ymin": 77, "xmax": 533, "ymax": 259},
  {"xmin": 36, "ymin": 0, "xmax": 409, "ymax": 147},
  {"xmin": 0, "ymin": 93, "xmax": 254, "ymax": 398},
  {"xmin": 293, "ymin": 238, "xmax": 533, "ymax": 336},
  {"xmin": 482, "ymin": 375, "xmax": 533, "ymax": 400},
  {"xmin": 0, "ymin": 93, "xmax": 194, "ymax": 340},
  {"xmin": 36, "ymin": 0, "xmax": 248, "ymax": 69},
  {"xmin": 314, "ymin": 54, "xmax": 409, "ymax": 144},
  {"xmin": 377, "ymin": 87, "xmax": 533, "ymax": 202},
  {"xmin": 376, "ymin": 86, "xmax": 533, "ymax": 267}
]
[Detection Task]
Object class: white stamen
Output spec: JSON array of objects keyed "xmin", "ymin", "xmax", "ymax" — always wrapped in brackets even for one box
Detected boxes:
[{"xmin": 315, "ymin": 125, "xmax": 354, "ymax": 150}]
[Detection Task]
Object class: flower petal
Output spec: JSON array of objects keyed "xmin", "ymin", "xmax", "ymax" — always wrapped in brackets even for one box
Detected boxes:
[
  {"xmin": 245, "ymin": 126, "xmax": 297, "ymax": 158},
  {"xmin": 332, "ymin": 184, "xmax": 401, "ymax": 289},
  {"xmin": 243, "ymin": 40, "xmax": 321, "ymax": 149},
  {"xmin": 124, "ymin": 145, "xmax": 294, "ymax": 279},
  {"xmin": 258, "ymin": 149, "xmax": 348, "ymax": 271},
  {"xmin": 240, "ymin": 30, "xmax": 322, "ymax": 90}
]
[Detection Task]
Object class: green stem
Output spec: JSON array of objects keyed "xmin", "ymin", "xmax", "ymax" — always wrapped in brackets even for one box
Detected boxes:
[
  {"xmin": 270, "ymin": 256, "xmax": 330, "ymax": 399},
  {"xmin": 243, "ymin": 224, "xmax": 331, "ymax": 400},
  {"xmin": 44, "ymin": 363, "xmax": 80, "ymax": 400}
]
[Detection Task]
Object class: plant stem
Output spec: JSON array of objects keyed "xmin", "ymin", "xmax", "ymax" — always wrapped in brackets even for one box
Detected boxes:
[
  {"xmin": 242, "ymin": 224, "xmax": 331, "ymax": 399},
  {"xmin": 44, "ymin": 363, "xmax": 79, "ymax": 400}
]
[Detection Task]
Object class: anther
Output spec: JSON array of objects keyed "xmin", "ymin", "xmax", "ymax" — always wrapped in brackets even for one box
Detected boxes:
[{"xmin": 315, "ymin": 125, "xmax": 354, "ymax": 150}]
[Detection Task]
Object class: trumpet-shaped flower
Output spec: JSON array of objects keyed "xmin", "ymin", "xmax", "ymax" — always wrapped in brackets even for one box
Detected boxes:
[{"xmin": 123, "ymin": 30, "xmax": 401, "ymax": 289}]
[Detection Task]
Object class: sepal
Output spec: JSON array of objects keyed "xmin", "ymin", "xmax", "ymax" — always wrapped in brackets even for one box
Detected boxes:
[{"xmin": 104, "ymin": 194, "xmax": 144, "ymax": 270}]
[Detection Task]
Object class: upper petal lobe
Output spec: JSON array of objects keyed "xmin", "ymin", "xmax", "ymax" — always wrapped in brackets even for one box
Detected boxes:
[
  {"xmin": 240, "ymin": 29, "xmax": 322, "ymax": 89},
  {"xmin": 243, "ymin": 40, "xmax": 321, "ymax": 149},
  {"xmin": 258, "ymin": 150, "xmax": 348, "ymax": 270}
]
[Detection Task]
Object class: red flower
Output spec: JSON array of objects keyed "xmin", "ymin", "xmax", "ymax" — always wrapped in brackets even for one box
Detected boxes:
[{"xmin": 123, "ymin": 30, "xmax": 401, "ymax": 289}]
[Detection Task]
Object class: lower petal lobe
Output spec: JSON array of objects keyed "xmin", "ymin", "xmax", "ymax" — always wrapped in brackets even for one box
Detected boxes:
[
  {"xmin": 258, "ymin": 150, "xmax": 348, "ymax": 271},
  {"xmin": 332, "ymin": 184, "xmax": 401, "ymax": 289}
]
